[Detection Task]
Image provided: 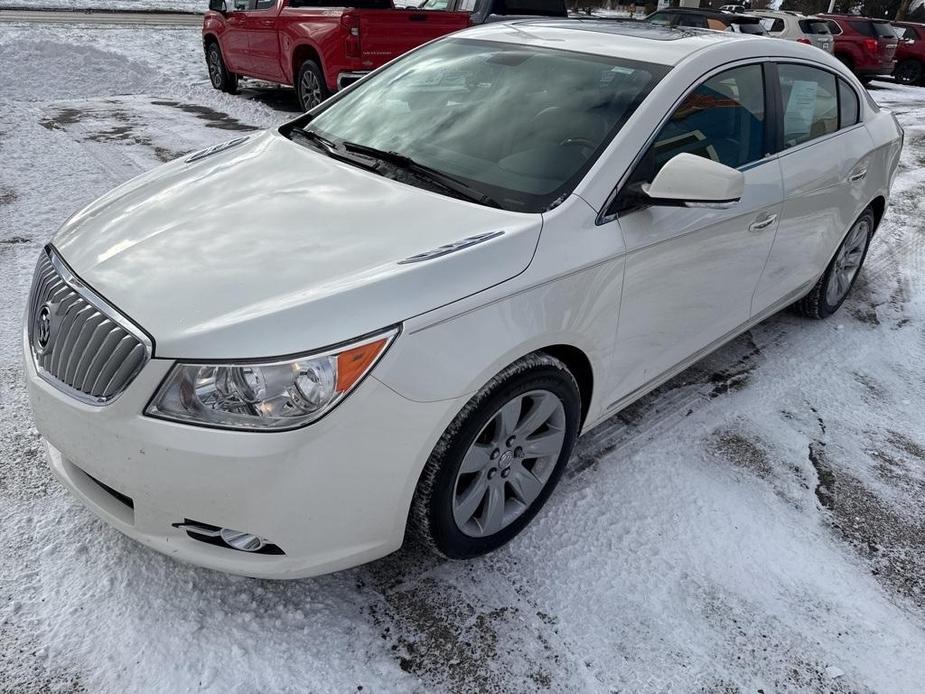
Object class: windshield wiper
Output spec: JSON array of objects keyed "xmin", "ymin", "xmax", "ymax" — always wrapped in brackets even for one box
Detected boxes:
[
  {"xmin": 288, "ymin": 128, "xmax": 380, "ymax": 172},
  {"xmin": 342, "ymin": 141, "xmax": 502, "ymax": 209}
]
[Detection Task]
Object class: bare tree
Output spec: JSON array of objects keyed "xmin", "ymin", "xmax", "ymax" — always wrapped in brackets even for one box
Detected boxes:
[{"xmin": 895, "ymin": 0, "xmax": 912, "ymax": 19}]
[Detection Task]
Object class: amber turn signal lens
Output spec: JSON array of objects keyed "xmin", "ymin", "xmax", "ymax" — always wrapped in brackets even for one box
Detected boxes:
[{"xmin": 335, "ymin": 338, "xmax": 388, "ymax": 392}]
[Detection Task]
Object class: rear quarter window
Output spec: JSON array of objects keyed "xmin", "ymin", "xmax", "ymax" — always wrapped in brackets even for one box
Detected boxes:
[
  {"xmin": 838, "ymin": 78, "xmax": 859, "ymax": 128},
  {"xmin": 824, "ymin": 19, "xmax": 842, "ymax": 35}
]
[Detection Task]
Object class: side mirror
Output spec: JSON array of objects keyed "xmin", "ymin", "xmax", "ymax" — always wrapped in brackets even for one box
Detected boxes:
[
  {"xmin": 642, "ymin": 152, "xmax": 744, "ymax": 208},
  {"xmin": 209, "ymin": 0, "xmax": 228, "ymax": 12}
]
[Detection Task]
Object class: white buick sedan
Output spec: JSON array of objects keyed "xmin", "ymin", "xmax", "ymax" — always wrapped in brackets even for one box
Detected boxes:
[{"xmin": 25, "ymin": 21, "xmax": 902, "ymax": 578}]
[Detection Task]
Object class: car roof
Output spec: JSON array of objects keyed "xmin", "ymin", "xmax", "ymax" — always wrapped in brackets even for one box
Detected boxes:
[
  {"xmin": 820, "ymin": 14, "xmax": 892, "ymax": 23},
  {"xmin": 457, "ymin": 19, "xmax": 762, "ymax": 66}
]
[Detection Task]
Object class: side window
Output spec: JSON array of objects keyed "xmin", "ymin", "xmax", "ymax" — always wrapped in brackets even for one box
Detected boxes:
[
  {"xmin": 678, "ymin": 15, "xmax": 706, "ymax": 28},
  {"xmin": 779, "ymin": 64, "xmax": 837, "ymax": 147},
  {"xmin": 255, "ymin": 0, "xmax": 275, "ymax": 8},
  {"xmin": 838, "ymin": 78, "xmax": 859, "ymax": 127},
  {"xmin": 638, "ymin": 64, "xmax": 766, "ymax": 181},
  {"xmin": 824, "ymin": 20, "xmax": 842, "ymax": 35},
  {"xmin": 233, "ymin": 0, "xmax": 255, "ymax": 9}
]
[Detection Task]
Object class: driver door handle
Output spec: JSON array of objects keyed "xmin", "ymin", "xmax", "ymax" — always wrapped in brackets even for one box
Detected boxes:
[
  {"xmin": 848, "ymin": 168, "xmax": 868, "ymax": 182},
  {"xmin": 748, "ymin": 213, "xmax": 777, "ymax": 232}
]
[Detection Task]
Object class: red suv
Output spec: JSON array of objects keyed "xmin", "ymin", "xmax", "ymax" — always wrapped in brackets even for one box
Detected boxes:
[
  {"xmin": 820, "ymin": 14, "xmax": 898, "ymax": 82},
  {"xmin": 893, "ymin": 21, "xmax": 925, "ymax": 85}
]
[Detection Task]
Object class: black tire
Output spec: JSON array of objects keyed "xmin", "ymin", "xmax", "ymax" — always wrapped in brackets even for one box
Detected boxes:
[
  {"xmin": 895, "ymin": 59, "xmax": 923, "ymax": 85},
  {"xmin": 296, "ymin": 59, "xmax": 330, "ymax": 112},
  {"xmin": 793, "ymin": 207, "xmax": 875, "ymax": 320},
  {"xmin": 409, "ymin": 353, "xmax": 581, "ymax": 560},
  {"xmin": 206, "ymin": 41, "xmax": 238, "ymax": 95}
]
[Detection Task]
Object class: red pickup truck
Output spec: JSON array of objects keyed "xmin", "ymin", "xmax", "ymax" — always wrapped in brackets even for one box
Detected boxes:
[{"xmin": 203, "ymin": 0, "xmax": 566, "ymax": 111}]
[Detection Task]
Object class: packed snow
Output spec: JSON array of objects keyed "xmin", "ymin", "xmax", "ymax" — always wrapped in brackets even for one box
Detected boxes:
[
  {"xmin": 1, "ymin": 17, "xmax": 925, "ymax": 694},
  {"xmin": 0, "ymin": 0, "xmax": 203, "ymax": 11}
]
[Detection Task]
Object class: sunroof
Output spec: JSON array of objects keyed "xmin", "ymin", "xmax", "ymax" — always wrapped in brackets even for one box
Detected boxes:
[{"xmin": 523, "ymin": 19, "xmax": 689, "ymax": 41}]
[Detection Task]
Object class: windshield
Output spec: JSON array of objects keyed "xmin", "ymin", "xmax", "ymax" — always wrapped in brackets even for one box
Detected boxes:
[{"xmin": 296, "ymin": 39, "xmax": 667, "ymax": 212}]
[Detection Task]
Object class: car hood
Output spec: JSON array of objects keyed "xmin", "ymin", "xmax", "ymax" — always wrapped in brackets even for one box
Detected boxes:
[{"xmin": 52, "ymin": 131, "xmax": 542, "ymax": 359}]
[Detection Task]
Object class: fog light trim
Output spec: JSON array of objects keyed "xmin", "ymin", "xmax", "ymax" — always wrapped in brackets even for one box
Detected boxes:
[{"xmin": 172, "ymin": 519, "xmax": 285, "ymax": 555}]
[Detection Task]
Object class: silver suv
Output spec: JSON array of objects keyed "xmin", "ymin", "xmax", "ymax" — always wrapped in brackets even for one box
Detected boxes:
[{"xmin": 750, "ymin": 10, "xmax": 834, "ymax": 53}]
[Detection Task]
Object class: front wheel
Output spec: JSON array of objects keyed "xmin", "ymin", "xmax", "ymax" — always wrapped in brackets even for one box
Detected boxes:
[
  {"xmin": 895, "ymin": 59, "xmax": 923, "ymax": 85},
  {"xmin": 296, "ymin": 60, "xmax": 330, "ymax": 112},
  {"xmin": 409, "ymin": 354, "xmax": 581, "ymax": 559},
  {"xmin": 794, "ymin": 208, "xmax": 874, "ymax": 319},
  {"xmin": 206, "ymin": 42, "xmax": 238, "ymax": 94}
]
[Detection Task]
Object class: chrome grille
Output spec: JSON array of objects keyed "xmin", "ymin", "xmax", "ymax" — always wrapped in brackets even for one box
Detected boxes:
[{"xmin": 27, "ymin": 247, "xmax": 151, "ymax": 405}]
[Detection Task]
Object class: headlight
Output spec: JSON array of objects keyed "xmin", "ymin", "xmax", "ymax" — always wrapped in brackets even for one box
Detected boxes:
[{"xmin": 145, "ymin": 328, "xmax": 398, "ymax": 431}]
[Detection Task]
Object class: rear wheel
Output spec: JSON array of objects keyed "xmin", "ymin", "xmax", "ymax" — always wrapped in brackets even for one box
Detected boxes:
[
  {"xmin": 206, "ymin": 42, "xmax": 238, "ymax": 94},
  {"xmin": 296, "ymin": 60, "xmax": 330, "ymax": 112},
  {"xmin": 409, "ymin": 354, "xmax": 581, "ymax": 559},
  {"xmin": 793, "ymin": 208, "xmax": 874, "ymax": 319},
  {"xmin": 895, "ymin": 59, "xmax": 923, "ymax": 85}
]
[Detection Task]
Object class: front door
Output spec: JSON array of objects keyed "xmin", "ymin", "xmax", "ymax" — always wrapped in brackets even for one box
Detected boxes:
[
  {"xmin": 222, "ymin": 0, "xmax": 254, "ymax": 75},
  {"xmin": 244, "ymin": 0, "xmax": 285, "ymax": 82},
  {"xmin": 608, "ymin": 63, "xmax": 784, "ymax": 399}
]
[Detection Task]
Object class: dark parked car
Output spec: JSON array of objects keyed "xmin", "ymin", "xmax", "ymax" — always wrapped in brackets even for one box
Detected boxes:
[
  {"xmin": 820, "ymin": 14, "xmax": 898, "ymax": 81},
  {"xmin": 892, "ymin": 21, "xmax": 925, "ymax": 85},
  {"xmin": 645, "ymin": 8, "xmax": 768, "ymax": 34}
]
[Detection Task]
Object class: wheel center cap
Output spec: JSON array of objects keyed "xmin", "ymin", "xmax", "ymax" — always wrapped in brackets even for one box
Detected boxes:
[{"xmin": 499, "ymin": 450, "xmax": 514, "ymax": 468}]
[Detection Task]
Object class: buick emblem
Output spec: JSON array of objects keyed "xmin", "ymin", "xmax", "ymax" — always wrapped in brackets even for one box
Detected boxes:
[{"xmin": 34, "ymin": 303, "xmax": 53, "ymax": 354}]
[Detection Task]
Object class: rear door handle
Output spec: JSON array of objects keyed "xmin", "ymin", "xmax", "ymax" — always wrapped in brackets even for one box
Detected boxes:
[
  {"xmin": 848, "ymin": 168, "xmax": 868, "ymax": 182},
  {"xmin": 409, "ymin": 13, "xmax": 427, "ymax": 20},
  {"xmin": 749, "ymin": 213, "xmax": 777, "ymax": 232}
]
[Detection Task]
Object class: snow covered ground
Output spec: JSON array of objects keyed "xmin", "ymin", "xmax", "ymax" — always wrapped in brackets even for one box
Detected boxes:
[
  {"xmin": 2, "ymin": 19, "xmax": 925, "ymax": 694},
  {"xmin": 0, "ymin": 0, "xmax": 202, "ymax": 11}
]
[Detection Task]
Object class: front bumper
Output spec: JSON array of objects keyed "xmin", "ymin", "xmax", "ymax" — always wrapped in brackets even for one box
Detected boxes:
[{"xmin": 25, "ymin": 338, "xmax": 466, "ymax": 579}]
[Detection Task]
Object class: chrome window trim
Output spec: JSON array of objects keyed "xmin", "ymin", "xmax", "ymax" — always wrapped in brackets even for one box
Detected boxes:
[
  {"xmin": 27, "ymin": 246, "xmax": 153, "ymax": 406},
  {"xmin": 596, "ymin": 57, "xmax": 776, "ymax": 226}
]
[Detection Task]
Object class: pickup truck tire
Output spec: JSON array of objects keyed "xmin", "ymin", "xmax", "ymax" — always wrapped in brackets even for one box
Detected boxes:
[
  {"xmin": 207, "ymin": 42, "xmax": 238, "ymax": 95},
  {"xmin": 895, "ymin": 59, "xmax": 923, "ymax": 85},
  {"xmin": 296, "ymin": 60, "xmax": 329, "ymax": 112}
]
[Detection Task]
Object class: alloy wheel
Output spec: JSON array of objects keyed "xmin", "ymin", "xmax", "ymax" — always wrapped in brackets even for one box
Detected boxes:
[
  {"xmin": 826, "ymin": 217, "xmax": 869, "ymax": 306},
  {"xmin": 208, "ymin": 49, "xmax": 223, "ymax": 89},
  {"xmin": 452, "ymin": 389, "xmax": 566, "ymax": 538},
  {"xmin": 300, "ymin": 70, "xmax": 323, "ymax": 110}
]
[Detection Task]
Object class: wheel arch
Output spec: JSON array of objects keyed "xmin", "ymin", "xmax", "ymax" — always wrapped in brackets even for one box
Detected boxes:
[
  {"xmin": 538, "ymin": 344, "xmax": 594, "ymax": 429},
  {"xmin": 291, "ymin": 43, "xmax": 324, "ymax": 88},
  {"xmin": 203, "ymin": 32, "xmax": 220, "ymax": 53},
  {"xmin": 870, "ymin": 195, "xmax": 886, "ymax": 234}
]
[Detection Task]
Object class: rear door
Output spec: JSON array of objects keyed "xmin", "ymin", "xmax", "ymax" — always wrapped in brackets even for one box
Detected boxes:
[
  {"xmin": 244, "ymin": 0, "xmax": 285, "ymax": 82},
  {"xmin": 357, "ymin": 6, "xmax": 469, "ymax": 69},
  {"xmin": 753, "ymin": 63, "xmax": 873, "ymax": 311}
]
